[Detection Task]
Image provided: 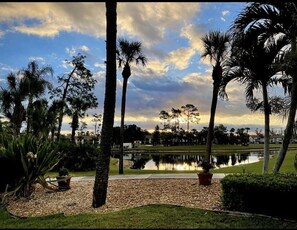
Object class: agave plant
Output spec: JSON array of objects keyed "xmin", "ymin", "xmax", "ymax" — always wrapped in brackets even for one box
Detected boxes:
[{"xmin": 0, "ymin": 134, "xmax": 61, "ymax": 200}]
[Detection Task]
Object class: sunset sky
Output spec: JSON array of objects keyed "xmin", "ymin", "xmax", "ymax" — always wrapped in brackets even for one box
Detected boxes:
[{"xmin": 0, "ymin": 2, "xmax": 288, "ymax": 135}]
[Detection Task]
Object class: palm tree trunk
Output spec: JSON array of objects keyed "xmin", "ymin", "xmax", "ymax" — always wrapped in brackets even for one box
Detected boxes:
[
  {"xmin": 262, "ymin": 84, "xmax": 270, "ymax": 174},
  {"xmin": 273, "ymin": 78, "xmax": 297, "ymax": 173},
  {"xmin": 92, "ymin": 2, "xmax": 117, "ymax": 208},
  {"xmin": 119, "ymin": 77, "xmax": 128, "ymax": 174},
  {"xmin": 273, "ymin": 38, "xmax": 297, "ymax": 173},
  {"xmin": 206, "ymin": 81, "xmax": 219, "ymax": 164},
  {"xmin": 187, "ymin": 111, "xmax": 190, "ymax": 132}
]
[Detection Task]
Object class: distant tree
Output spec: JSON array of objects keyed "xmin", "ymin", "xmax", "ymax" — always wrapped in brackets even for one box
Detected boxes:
[
  {"xmin": 214, "ymin": 124, "xmax": 228, "ymax": 144},
  {"xmin": 0, "ymin": 73, "xmax": 27, "ymax": 135},
  {"xmin": 124, "ymin": 124, "xmax": 148, "ymax": 143},
  {"xmin": 181, "ymin": 104, "xmax": 200, "ymax": 132},
  {"xmin": 199, "ymin": 127, "xmax": 208, "ymax": 145},
  {"xmin": 229, "ymin": 128, "xmax": 237, "ymax": 145},
  {"xmin": 66, "ymin": 78, "xmax": 98, "ymax": 142},
  {"xmin": 117, "ymin": 38, "xmax": 147, "ymax": 174},
  {"xmin": 50, "ymin": 53, "xmax": 95, "ymax": 141},
  {"xmin": 92, "ymin": 113, "xmax": 102, "ymax": 136},
  {"xmin": 159, "ymin": 110, "xmax": 171, "ymax": 130},
  {"xmin": 21, "ymin": 60, "xmax": 53, "ymax": 134},
  {"xmin": 152, "ymin": 125, "xmax": 161, "ymax": 145},
  {"xmin": 30, "ymin": 99, "xmax": 52, "ymax": 138},
  {"xmin": 236, "ymin": 128, "xmax": 250, "ymax": 145},
  {"xmin": 93, "ymin": 2, "xmax": 117, "ymax": 208}
]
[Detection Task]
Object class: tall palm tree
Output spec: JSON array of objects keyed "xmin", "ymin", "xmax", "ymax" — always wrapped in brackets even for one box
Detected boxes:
[
  {"xmin": 117, "ymin": 38, "xmax": 147, "ymax": 174},
  {"xmin": 92, "ymin": 2, "xmax": 117, "ymax": 208},
  {"xmin": 21, "ymin": 61, "xmax": 53, "ymax": 134},
  {"xmin": 224, "ymin": 33, "xmax": 289, "ymax": 173},
  {"xmin": 201, "ymin": 30, "xmax": 231, "ymax": 172},
  {"xmin": 230, "ymin": 2, "xmax": 297, "ymax": 173},
  {"xmin": 0, "ymin": 73, "xmax": 27, "ymax": 135}
]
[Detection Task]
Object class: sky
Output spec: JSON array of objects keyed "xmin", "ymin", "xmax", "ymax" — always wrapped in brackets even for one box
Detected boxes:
[{"xmin": 0, "ymin": 2, "xmax": 289, "ymax": 135}]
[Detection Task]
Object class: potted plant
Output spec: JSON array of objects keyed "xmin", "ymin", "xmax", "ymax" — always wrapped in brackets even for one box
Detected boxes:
[
  {"xmin": 56, "ymin": 166, "xmax": 71, "ymax": 190},
  {"xmin": 197, "ymin": 160, "xmax": 214, "ymax": 186}
]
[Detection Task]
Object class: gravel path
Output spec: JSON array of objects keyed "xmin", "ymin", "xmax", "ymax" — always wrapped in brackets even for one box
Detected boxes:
[{"xmin": 6, "ymin": 178, "xmax": 223, "ymax": 217}]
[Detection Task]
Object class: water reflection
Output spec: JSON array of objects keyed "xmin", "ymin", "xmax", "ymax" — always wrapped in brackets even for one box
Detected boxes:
[{"xmin": 125, "ymin": 151, "xmax": 275, "ymax": 171}]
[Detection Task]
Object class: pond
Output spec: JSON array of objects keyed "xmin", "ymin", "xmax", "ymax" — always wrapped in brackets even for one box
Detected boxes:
[{"xmin": 123, "ymin": 150, "xmax": 278, "ymax": 171}]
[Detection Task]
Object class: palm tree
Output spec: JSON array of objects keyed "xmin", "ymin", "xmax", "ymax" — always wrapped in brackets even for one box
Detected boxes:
[
  {"xmin": 230, "ymin": 2, "xmax": 297, "ymax": 173},
  {"xmin": 201, "ymin": 30, "xmax": 231, "ymax": 173},
  {"xmin": 0, "ymin": 73, "xmax": 27, "ymax": 135},
  {"xmin": 117, "ymin": 38, "xmax": 147, "ymax": 174},
  {"xmin": 224, "ymin": 34, "xmax": 289, "ymax": 173},
  {"xmin": 21, "ymin": 61, "xmax": 53, "ymax": 134},
  {"xmin": 92, "ymin": 2, "xmax": 117, "ymax": 208}
]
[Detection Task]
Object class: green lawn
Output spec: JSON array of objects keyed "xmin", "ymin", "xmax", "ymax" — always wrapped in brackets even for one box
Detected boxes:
[{"xmin": 1, "ymin": 204, "xmax": 297, "ymax": 229}]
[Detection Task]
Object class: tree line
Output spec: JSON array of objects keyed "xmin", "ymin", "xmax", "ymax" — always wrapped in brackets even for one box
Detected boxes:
[{"xmin": 0, "ymin": 54, "xmax": 98, "ymax": 142}]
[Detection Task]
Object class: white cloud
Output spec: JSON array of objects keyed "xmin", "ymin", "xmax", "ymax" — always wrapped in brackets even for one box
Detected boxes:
[
  {"xmin": 133, "ymin": 59, "xmax": 169, "ymax": 77},
  {"xmin": 0, "ymin": 2, "xmax": 106, "ymax": 37},
  {"xmin": 166, "ymin": 47, "xmax": 196, "ymax": 70},
  {"xmin": 0, "ymin": 2, "xmax": 201, "ymax": 43},
  {"xmin": 181, "ymin": 24, "xmax": 205, "ymax": 52},
  {"xmin": 66, "ymin": 45, "xmax": 90, "ymax": 57},
  {"xmin": 0, "ymin": 63, "xmax": 18, "ymax": 73},
  {"xmin": 117, "ymin": 2, "xmax": 201, "ymax": 46},
  {"xmin": 28, "ymin": 56, "xmax": 45, "ymax": 64},
  {"xmin": 80, "ymin": 45, "xmax": 89, "ymax": 52},
  {"xmin": 94, "ymin": 63, "xmax": 106, "ymax": 69},
  {"xmin": 222, "ymin": 10, "xmax": 230, "ymax": 16}
]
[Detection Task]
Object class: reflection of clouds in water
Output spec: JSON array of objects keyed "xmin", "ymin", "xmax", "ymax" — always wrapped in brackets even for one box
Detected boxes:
[
  {"xmin": 127, "ymin": 152, "xmax": 271, "ymax": 171},
  {"xmin": 144, "ymin": 161, "xmax": 200, "ymax": 171}
]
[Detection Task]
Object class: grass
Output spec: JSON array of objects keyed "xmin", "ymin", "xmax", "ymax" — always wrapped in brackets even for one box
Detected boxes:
[
  {"xmin": 1, "ymin": 204, "xmax": 297, "ymax": 229},
  {"xmin": 4, "ymin": 145, "xmax": 297, "ymax": 229}
]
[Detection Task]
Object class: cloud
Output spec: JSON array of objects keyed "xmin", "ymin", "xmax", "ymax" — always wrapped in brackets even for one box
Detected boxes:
[
  {"xmin": 94, "ymin": 63, "xmax": 106, "ymax": 69},
  {"xmin": 166, "ymin": 47, "xmax": 196, "ymax": 70},
  {"xmin": 117, "ymin": 3, "xmax": 201, "ymax": 46},
  {"xmin": 132, "ymin": 59, "xmax": 169, "ymax": 78},
  {"xmin": 0, "ymin": 2, "xmax": 106, "ymax": 37},
  {"xmin": 0, "ymin": 2, "xmax": 200, "ymax": 43},
  {"xmin": 28, "ymin": 56, "xmax": 45, "ymax": 64},
  {"xmin": 66, "ymin": 45, "xmax": 90, "ymax": 56},
  {"xmin": 0, "ymin": 63, "xmax": 18, "ymax": 73},
  {"xmin": 181, "ymin": 24, "xmax": 205, "ymax": 53}
]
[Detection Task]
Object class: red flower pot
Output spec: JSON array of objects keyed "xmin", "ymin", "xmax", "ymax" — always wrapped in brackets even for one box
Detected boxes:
[{"xmin": 197, "ymin": 172, "xmax": 213, "ymax": 186}]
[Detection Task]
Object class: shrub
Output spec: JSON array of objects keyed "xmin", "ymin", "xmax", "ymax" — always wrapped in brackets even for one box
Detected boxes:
[
  {"xmin": 220, "ymin": 173, "xmax": 297, "ymax": 219},
  {"xmin": 58, "ymin": 166, "xmax": 69, "ymax": 176},
  {"xmin": 55, "ymin": 142, "xmax": 99, "ymax": 171},
  {"xmin": 0, "ymin": 134, "xmax": 61, "ymax": 198}
]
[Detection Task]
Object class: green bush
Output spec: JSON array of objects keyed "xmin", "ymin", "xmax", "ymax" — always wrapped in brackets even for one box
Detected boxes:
[
  {"xmin": 55, "ymin": 142, "xmax": 99, "ymax": 171},
  {"xmin": 0, "ymin": 134, "xmax": 61, "ymax": 198},
  {"xmin": 220, "ymin": 173, "xmax": 297, "ymax": 219}
]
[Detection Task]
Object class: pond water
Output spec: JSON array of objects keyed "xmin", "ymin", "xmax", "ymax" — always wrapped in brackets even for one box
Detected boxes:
[{"xmin": 123, "ymin": 150, "xmax": 278, "ymax": 171}]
